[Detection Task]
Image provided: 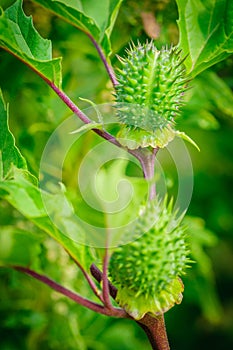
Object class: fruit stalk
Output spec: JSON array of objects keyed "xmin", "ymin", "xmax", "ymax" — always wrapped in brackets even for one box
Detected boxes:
[{"xmin": 137, "ymin": 314, "xmax": 170, "ymax": 350}]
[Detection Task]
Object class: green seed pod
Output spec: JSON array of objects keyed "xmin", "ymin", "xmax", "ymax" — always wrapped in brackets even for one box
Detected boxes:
[
  {"xmin": 109, "ymin": 197, "xmax": 190, "ymax": 320},
  {"xmin": 114, "ymin": 42, "xmax": 189, "ymax": 149}
]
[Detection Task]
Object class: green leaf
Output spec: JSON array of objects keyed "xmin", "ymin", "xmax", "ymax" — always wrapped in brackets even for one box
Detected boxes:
[
  {"xmin": 0, "ymin": 0, "xmax": 62, "ymax": 87},
  {"xmin": 70, "ymin": 122, "xmax": 103, "ymax": 135},
  {"xmin": 0, "ymin": 226, "xmax": 43, "ymax": 268},
  {"xmin": 32, "ymin": 0, "xmax": 123, "ymax": 56},
  {"xmin": 175, "ymin": 130, "xmax": 200, "ymax": 151},
  {"xmin": 0, "ymin": 89, "xmax": 27, "ymax": 180},
  {"xmin": 199, "ymin": 70, "xmax": 233, "ymax": 119},
  {"xmin": 0, "ymin": 167, "xmax": 90, "ymax": 269},
  {"xmin": 177, "ymin": 0, "xmax": 233, "ymax": 77}
]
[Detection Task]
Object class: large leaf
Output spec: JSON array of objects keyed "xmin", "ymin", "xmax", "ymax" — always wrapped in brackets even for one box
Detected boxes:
[
  {"xmin": 0, "ymin": 90, "xmax": 27, "ymax": 180},
  {"xmin": 0, "ymin": 167, "xmax": 90, "ymax": 269},
  {"xmin": 0, "ymin": 91, "xmax": 89, "ymax": 269},
  {"xmin": 0, "ymin": 168, "xmax": 92, "ymax": 266},
  {"xmin": 177, "ymin": 0, "xmax": 233, "ymax": 77},
  {"xmin": 0, "ymin": 0, "xmax": 62, "ymax": 87},
  {"xmin": 32, "ymin": 0, "xmax": 123, "ymax": 56}
]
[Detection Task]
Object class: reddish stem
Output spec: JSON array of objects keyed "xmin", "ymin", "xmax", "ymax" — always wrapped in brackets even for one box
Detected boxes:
[
  {"xmin": 13, "ymin": 266, "xmax": 128, "ymax": 318},
  {"xmin": 67, "ymin": 251, "xmax": 103, "ymax": 303},
  {"xmin": 90, "ymin": 263, "xmax": 117, "ymax": 299},
  {"xmin": 87, "ymin": 34, "xmax": 118, "ymax": 87},
  {"xmin": 102, "ymin": 241, "xmax": 113, "ymax": 309},
  {"xmin": 139, "ymin": 147, "xmax": 159, "ymax": 199},
  {"xmin": 137, "ymin": 314, "xmax": 170, "ymax": 350}
]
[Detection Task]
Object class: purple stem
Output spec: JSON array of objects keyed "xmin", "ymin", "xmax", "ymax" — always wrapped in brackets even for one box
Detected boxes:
[
  {"xmin": 67, "ymin": 250, "xmax": 103, "ymax": 303},
  {"xmin": 45, "ymin": 78, "xmax": 157, "ymax": 184},
  {"xmin": 87, "ymin": 34, "xmax": 118, "ymax": 87},
  {"xmin": 139, "ymin": 147, "xmax": 159, "ymax": 199},
  {"xmin": 12, "ymin": 266, "xmax": 129, "ymax": 318},
  {"xmin": 90, "ymin": 263, "xmax": 117, "ymax": 299},
  {"xmin": 102, "ymin": 234, "xmax": 113, "ymax": 309},
  {"xmin": 45, "ymin": 79, "xmax": 125, "ymax": 147}
]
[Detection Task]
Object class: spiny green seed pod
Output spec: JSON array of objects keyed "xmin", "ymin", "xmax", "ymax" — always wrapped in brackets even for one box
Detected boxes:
[
  {"xmin": 109, "ymin": 197, "xmax": 190, "ymax": 320},
  {"xmin": 114, "ymin": 42, "xmax": 191, "ymax": 150}
]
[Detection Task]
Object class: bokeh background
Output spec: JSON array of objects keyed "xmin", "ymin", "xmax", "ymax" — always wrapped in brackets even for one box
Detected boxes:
[{"xmin": 0, "ymin": 0, "xmax": 233, "ymax": 349}]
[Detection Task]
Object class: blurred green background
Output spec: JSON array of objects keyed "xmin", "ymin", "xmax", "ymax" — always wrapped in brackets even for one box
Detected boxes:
[{"xmin": 0, "ymin": 0, "xmax": 233, "ymax": 349}]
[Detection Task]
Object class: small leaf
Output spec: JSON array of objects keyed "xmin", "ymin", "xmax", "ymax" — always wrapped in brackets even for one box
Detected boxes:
[
  {"xmin": 177, "ymin": 0, "xmax": 233, "ymax": 77},
  {"xmin": 32, "ymin": 0, "xmax": 123, "ymax": 56},
  {"xmin": 79, "ymin": 97, "xmax": 104, "ymax": 124},
  {"xmin": 0, "ymin": 0, "xmax": 62, "ymax": 87},
  {"xmin": 0, "ymin": 89, "xmax": 27, "ymax": 180},
  {"xmin": 175, "ymin": 130, "xmax": 200, "ymax": 151},
  {"xmin": 70, "ymin": 122, "xmax": 103, "ymax": 135}
]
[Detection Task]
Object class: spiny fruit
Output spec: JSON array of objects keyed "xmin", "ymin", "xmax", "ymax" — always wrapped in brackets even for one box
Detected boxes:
[
  {"xmin": 109, "ymin": 197, "xmax": 190, "ymax": 320},
  {"xmin": 114, "ymin": 42, "xmax": 189, "ymax": 149}
]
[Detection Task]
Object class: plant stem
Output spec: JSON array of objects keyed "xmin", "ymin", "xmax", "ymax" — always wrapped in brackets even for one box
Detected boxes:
[
  {"xmin": 90, "ymin": 263, "xmax": 117, "ymax": 299},
  {"xmin": 13, "ymin": 266, "xmax": 128, "ymax": 318},
  {"xmin": 137, "ymin": 314, "xmax": 170, "ymax": 350},
  {"xmin": 45, "ymin": 80, "xmax": 124, "ymax": 146},
  {"xmin": 101, "ymin": 223, "xmax": 114, "ymax": 309},
  {"xmin": 87, "ymin": 34, "xmax": 118, "ymax": 87},
  {"xmin": 67, "ymin": 251, "xmax": 104, "ymax": 303},
  {"xmin": 46, "ymin": 80, "xmax": 158, "ymax": 185},
  {"xmin": 102, "ymin": 246, "xmax": 113, "ymax": 309},
  {"xmin": 139, "ymin": 147, "xmax": 159, "ymax": 199}
]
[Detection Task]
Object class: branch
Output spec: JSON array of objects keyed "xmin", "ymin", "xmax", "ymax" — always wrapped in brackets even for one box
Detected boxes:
[
  {"xmin": 67, "ymin": 251, "xmax": 104, "ymax": 303},
  {"xmin": 45, "ymin": 79, "xmax": 124, "ymax": 147},
  {"xmin": 90, "ymin": 263, "xmax": 117, "ymax": 299},
  {"xmin": 102, "ymin": 244, "xmax": 113, "ymax": 309},
  {"xmin": 139, "ymin": 147, "xmax": 159, "ymax": 199},
  {"xmin": 13, "ymin": 266, "xmax": 128, "ymax": 318},
  {"xmin": 87, "ymin": 34, "xmax": 118, "ymax": 87},
  {"xmin": 44, "ymin": 78, "xmax": 157, "ymax": 178}
]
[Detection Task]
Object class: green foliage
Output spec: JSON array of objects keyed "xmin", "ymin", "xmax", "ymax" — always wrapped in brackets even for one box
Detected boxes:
[
  {"xmin": 179, "ymin": 70, "xmax": 233, "ymax": 129},
  {"xmin": 0, "ymin": 166, "xmax": 92, "ymax": 269},
  {"xmin": 32, "ymin": 0, "xmax": 123, "ymax": 57},
  {"xmin": 0, "ymin": 90, "xmax": 90, "ymax": 269},
  {"xmin": 0, "ymin": 226, "xmax": 43, "ymax": 267},
  {"xmin": 0, "ymin": 0, "xmax": 62, "ymax": 86},
  {"xmin": 0, "ymin": 0, "xmax": 233, "ymax": 349},
  {"xmin": 0, "ymin": 89, "xmax": 27, "ymax": 179},
  {"xmin": 177, "ymin": 0, "xmax": 233, "ymax": 77},
  {"xmin": 184, "ymin": 216, "xmax": 222, "ymax": 323}
]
